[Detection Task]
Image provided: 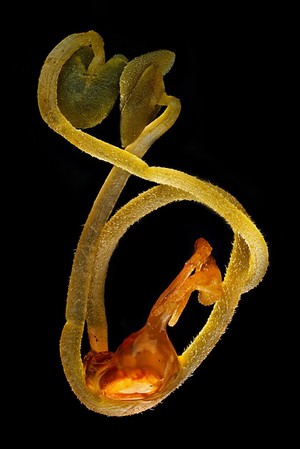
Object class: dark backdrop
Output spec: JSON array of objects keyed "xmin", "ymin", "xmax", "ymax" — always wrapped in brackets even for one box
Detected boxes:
[{"xmin": 10, "ymin": 3, "xmax": 291, "ymax": 446}]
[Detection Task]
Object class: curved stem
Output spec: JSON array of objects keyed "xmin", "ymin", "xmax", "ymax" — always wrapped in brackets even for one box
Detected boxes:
[{"xmin": 38, "ymin": 31, "xmax": 269, "ymax": 417}]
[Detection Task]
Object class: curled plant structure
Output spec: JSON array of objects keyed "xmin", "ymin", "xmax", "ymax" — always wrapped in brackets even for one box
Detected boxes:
[{"xmin": 37, "ymin": 30, "xmax": 269, "ymax": 417}]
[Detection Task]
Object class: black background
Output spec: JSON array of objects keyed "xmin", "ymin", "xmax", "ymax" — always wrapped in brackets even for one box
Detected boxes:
[{"xmin": 11, "ymin": 3, "xmax": 292, "ymax": 445}]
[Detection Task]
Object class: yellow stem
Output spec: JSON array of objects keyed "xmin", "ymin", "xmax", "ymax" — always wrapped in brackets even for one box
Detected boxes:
[{"xmin": 38, "ymin": 31, "xmax": 269, "ymax": 417}]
